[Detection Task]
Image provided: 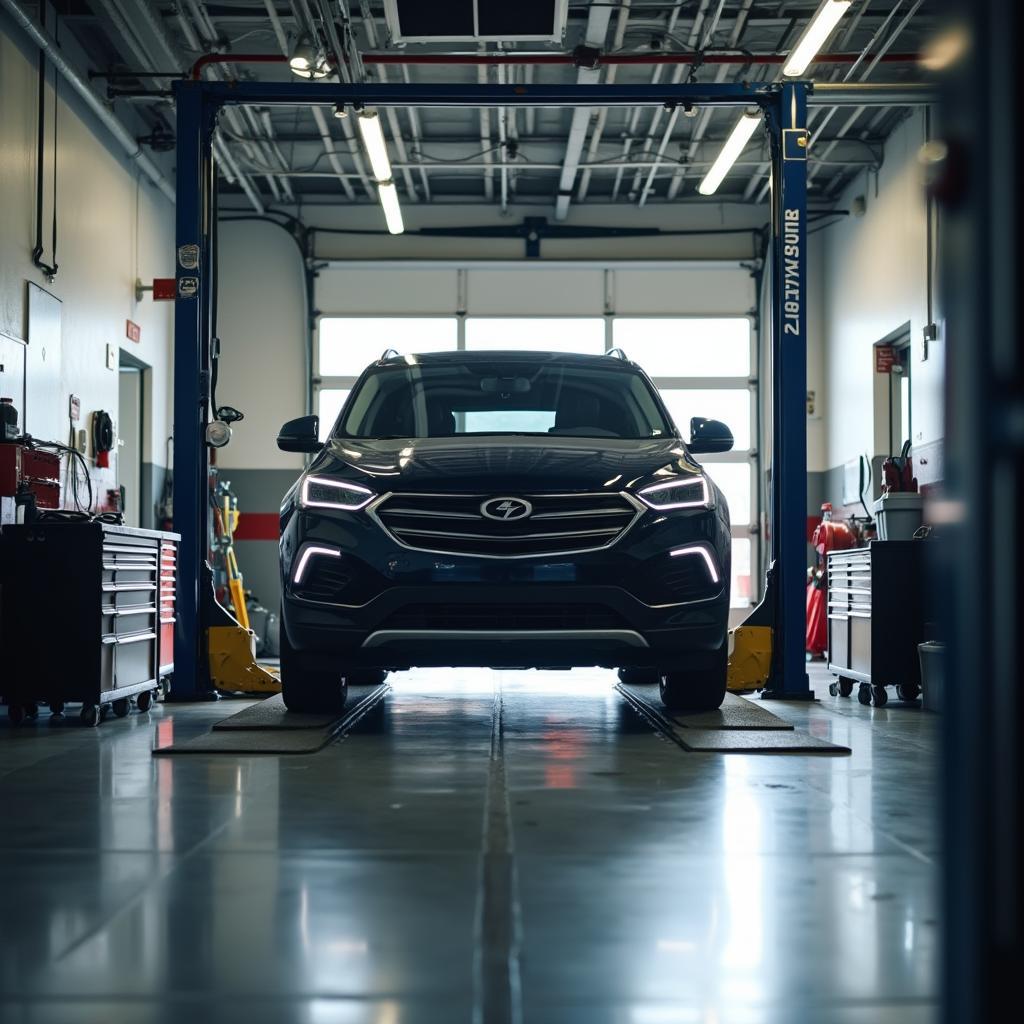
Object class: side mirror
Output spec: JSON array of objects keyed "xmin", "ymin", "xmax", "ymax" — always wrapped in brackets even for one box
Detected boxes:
[
  {"xmin": 277, "ymin": 415, "xmax": 321, "ymax": 453},
  {"xmin": 688, "ymin": 416, "xmax": 734, "ymax": 455}
]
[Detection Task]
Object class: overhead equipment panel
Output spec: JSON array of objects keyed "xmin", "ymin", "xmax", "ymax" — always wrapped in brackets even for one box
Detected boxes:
[{"xmin": 383, "ymin": 0, "xmax": 567, "ymax": 44}]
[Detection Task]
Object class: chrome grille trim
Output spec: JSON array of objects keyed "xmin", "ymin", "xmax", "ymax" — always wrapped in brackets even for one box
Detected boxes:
[
  {"xmin": 369, "ymin": 491, "xmax": 645, "ymax": 559},
  {"xmin": 391, "ymin": 526, "xmax": 622, "ymax": 542}
]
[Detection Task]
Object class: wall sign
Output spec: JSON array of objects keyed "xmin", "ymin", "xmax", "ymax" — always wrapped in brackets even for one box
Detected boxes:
[
  {"xmin": 126, "ymin": 319, "xmax": 141, "ymax": 343},
  {"xmin": 875, "ymin": 344, "xmax": 896, "ymax": 373}
]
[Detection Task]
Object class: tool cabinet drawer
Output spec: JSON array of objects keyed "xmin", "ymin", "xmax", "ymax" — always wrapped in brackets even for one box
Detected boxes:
[{"xmin": 0, "ymin": 521, "xmax": 179, "ymax": 709}]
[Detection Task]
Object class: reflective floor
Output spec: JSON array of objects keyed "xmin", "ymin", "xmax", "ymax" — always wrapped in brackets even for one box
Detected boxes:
[{"xmin": 0, "ymin": 665, "xmax": 938, "ymax": 1024}]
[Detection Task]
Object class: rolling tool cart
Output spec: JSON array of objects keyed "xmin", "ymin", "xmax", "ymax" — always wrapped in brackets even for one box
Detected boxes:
[
  {"xmin": 826, "ymin": 540, "xmax": 926, "ymax": 707},
  {"xmin": 0, "ymin": 521, "xmax": 179, "ymax": 725}
]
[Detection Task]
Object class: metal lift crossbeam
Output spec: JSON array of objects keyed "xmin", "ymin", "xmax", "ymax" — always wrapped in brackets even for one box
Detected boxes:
[{"xmin": 170, "ymin": 79, "xmax": 813, "ymax": 702}]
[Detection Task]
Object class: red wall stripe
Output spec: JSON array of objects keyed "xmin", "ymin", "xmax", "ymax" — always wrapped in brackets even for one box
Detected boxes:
[{"xmin": 233, "ymin": 512, "xmax": 279, "ymax": 542}]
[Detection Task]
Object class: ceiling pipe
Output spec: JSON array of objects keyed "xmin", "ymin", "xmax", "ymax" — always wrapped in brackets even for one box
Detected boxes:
[
  {"xmin": 359, "ymin": 50, "xmax": 920, "ymax": 66},
  {"xmin": 355, "ymin": 0, "xmax": 421, "ymax": 203},
  {"xmin": 627, "ymin": 0, "xmax": 713, "ymax": 204},
  {"xmin": 477, "ymin": 56, "xmax": 496, "ymax": 202},
  {"xmin": 806, "ymin": 0, "xmax": 927, "ymax": 187},
  {"xmin": 576, "ymin": 0, "xmax": 631, "ymax": 204},
  {"xmin": 0, "ymin": 0, "xmax": 175, "ymax": 202},
  {"xmin": 610, "ymin": 0, "xmax": 688, "ymax": 202},
  {"xmin": 553, "ymin": 2, "xmax": 615, "ymax": 220},
  {"xmin": 664, "ymin": 0, "xmax": 755, "ymax": 201},
  {"xmin": 746, "ymin": 0, "xmax": 909, "ymax": 203}
]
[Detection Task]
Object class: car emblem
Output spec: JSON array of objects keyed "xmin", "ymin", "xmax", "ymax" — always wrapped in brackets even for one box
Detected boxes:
[{"xmin": 481, "ymin": 497, "xmax": 533, "ymax": 521}]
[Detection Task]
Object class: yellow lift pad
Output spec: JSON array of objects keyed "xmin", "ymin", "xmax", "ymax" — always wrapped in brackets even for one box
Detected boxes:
[
  {"xmin": 208, "ymin": 624, "xmax": 281, "ymax": 694},
  {"xmin": 727, "ymin": 625, "xmax": 773, "ymax": 692}
]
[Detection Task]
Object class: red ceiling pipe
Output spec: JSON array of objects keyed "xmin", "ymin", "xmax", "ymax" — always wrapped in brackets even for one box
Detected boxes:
[
  {"xmin": 361, "ymin": 51, "xmax": 921, "ymax": 67},
  {"xmin": 191, "ymin": 53, "xmax": 289, "ymax": 80}
]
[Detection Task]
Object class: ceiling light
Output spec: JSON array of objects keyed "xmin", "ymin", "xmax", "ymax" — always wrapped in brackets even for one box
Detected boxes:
[
  {"xmin": 783, "ymin": 0, "xmax": 852, "ymax": 77},
  {"xmin": 377, "ymin": 181, "xmax": 404, "ymax": 235},
  {"xmin": 333, "ymin": 102, "xmax": 348, "ymax": 119},
  {"xmin": 357, "ymin": 111, "xmax": 393, "ymax": 182},
  {"xmin": 697, "ymin": 112, "xmax": 761, "ymax": 196},
  {"xmin": 289, "ymin": 33, "xmax": 330, "ymax": 79}
]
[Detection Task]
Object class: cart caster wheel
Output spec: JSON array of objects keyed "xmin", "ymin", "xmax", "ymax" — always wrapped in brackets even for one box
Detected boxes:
[
  {"xmin": 7, "ymin": 704, "xmax": 26, "ymax": 726},
  {"xmin": 49, "ymin": 700, "xmax": 65, "ymax": 716},
  {"xmin": 857, "ymin": 683, "xmax": 872, "ymax": 706},
  {"xmin": 112, "ymin": 698, "xmax": 130, "ymax": 718},
  {"xmin": 23, "ymin": 703, "xmax": 38, "ymax": 720},
  {"xmin": 871, "ymin": 684, "xmax": 889, "ymax": 707},
  {"xmin": 136, "ymin": 690, "xmax": 153, "ymax": 713},
  {"xmin": 828, "ymin": 681, "xmax": 839, "ymax": 697},
  {"xmin": 896, "ymin": 683, "xmax": 921, "ymax": 702},
  {"xmin": 839, "ymin": 678, "xmax": 855, "ymax": 698},
  {"xmin": 80, "ymin": 705, "xmax": 101, "ymax": 727}
]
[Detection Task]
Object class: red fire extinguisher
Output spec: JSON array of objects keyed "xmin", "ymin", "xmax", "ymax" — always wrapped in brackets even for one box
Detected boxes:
[{"xmin": 806, "ymin": 502, "xmax": 856, "ymax": 657}]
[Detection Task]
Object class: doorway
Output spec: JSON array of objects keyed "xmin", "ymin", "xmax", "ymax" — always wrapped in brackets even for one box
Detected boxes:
[
  {"xmin": 888, "ymin": 337, "xmax": 912, "ymax": 455},
  {"xmin": 118, "ymin": 350, "xmax": 147, "ymax": 527}
]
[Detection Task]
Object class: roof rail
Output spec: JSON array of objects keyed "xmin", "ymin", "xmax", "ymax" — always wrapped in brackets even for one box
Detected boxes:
[
  {"xmin": 606, "ymin": 348, "xmax": 629, "ymax": 361},
  {"xmin": 378, "ymin": 348, "xmax": 400, "ymax": 362}
]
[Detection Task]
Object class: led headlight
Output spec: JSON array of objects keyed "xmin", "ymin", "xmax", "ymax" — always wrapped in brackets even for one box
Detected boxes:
[
  {"xmin": 299, "ymin": 475, "xmax": 374, "ymax": 511},
  {"xmin": 638, "ymin": 476, "xmax": 711, "ymax": 510}
]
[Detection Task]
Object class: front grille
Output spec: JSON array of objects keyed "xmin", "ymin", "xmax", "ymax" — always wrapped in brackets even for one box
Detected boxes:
[
  {"xmin": 381, "ymin": 603, "xmax": 627, "ymax": 631},
  {"xmin": 372, "ymin": 492, "xmax": 641, "ymax": 558}
]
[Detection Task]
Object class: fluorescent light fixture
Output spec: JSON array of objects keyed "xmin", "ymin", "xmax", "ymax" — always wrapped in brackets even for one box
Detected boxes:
[
  {"xmin": 357, "ymin": 111, "xmax": 393, "ymax": 182},
  {"xmin": 299, "ymin": 475, "xmax": 375, "ymax": 510},
  {"xmin": 293, "ymin": 545, "xmax": 340, "ymax": 584},
  {"xmin": 378, "ymin": 181, "xmax": 405, "ymax": 235},
  {"xmin": 638, "ymin": 476, "xmax": 710, "ymax": 510},
  {"xmin": 698, "ymin": 113, "xmax": 761, "ymax": 196},
  {"xmin": 669, "ymin": 545, "xmax": 720, "ymax": 585},
  {"xmin": 783, "ymin": 0, "xmax": 852, "ymax": 77}
]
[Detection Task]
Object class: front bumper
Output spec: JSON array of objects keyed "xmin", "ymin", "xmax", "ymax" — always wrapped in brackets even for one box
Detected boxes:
[{"xmin": 280, "ymin": 500, "xmax": 731, "ymax": 671}]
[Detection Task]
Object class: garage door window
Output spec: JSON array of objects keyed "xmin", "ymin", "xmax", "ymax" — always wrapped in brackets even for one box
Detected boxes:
[
  {"xmin": 613, "ymin": 317, "xmax": 755, "ymax": 609},
  {"xmin": 611, "ymin": 317, "xmax": 750, "ymax": 377},
  {"xmin": 465, "ymin": 317, "xmax": 605, "ymax": 354},
  {"xmin": 316, "ymin": 317, "xmax": 458, "ymax": 440},
  {"xmin": 319, "ymin": 317, "xmax": 458, "ymax": 376}
]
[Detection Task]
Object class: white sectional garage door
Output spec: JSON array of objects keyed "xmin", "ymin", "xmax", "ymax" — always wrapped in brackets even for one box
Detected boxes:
[{"xmin": 314, "ymin": 262, "xmax": 759, "ymax": 611}]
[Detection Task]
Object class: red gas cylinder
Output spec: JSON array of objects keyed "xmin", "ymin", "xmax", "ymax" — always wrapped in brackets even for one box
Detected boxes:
[
  {"xmin": 812, "ymin": 502, "xmax": 856, "ymax": 558},
  {"xmin": 807, "ymin": 503, "xmax": 856, "ymax": 656}
]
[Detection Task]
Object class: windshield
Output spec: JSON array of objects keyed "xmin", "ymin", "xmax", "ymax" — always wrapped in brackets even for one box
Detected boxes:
[{"xmin": 334, "ymin": 360, "xmax": 673, "ymax": 440}]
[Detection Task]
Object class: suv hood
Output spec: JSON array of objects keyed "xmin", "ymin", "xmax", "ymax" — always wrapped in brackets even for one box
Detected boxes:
[{"xmin": 313, "ymin": 435, "xmax": 702, "ymax": 493}]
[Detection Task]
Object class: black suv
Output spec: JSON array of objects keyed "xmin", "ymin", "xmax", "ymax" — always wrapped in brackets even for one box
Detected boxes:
[{"xmin": 278, "ymin": 350, "xmax": 734, "ymax": 714}]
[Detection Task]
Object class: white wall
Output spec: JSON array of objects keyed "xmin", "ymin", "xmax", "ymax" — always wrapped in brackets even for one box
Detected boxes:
[
  {"xmin": 215, "ymin": 221, "xmax": 307, "ymax": 472},
  {"xmin": 820, "ymin": 108, "xmax": 943, "ymax": 471},
  {"xmin": 0, "ymin": 16, "xmax": 175, "ymax": 513}
]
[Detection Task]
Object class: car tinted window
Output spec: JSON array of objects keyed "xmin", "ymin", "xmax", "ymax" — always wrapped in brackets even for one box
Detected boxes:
[{"xmin": 336, "ymin": 361, "xmax": 672, "ymax": 440}]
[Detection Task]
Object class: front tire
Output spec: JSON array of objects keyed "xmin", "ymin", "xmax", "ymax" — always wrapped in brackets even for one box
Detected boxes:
[
  {"xmin": 659, "ymin": 645, "xmax": 728, "ymax": 713},
  {"xmin": 344, "ymin": 669, "xmax": 388, "ymax": 687},
  {"xmin": 280, "ymin": 612, "xmax": 348, "ymax": 715},
  {"xmin": 617, "ymin": 667, "xmax": 661, "ymax": 686}
]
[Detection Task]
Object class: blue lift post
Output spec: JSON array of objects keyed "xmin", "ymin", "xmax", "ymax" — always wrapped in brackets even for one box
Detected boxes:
[
  {"xmin": 762, "ymin": 81, "xmax": 815, "ymax": 700},
  {"xmin": 170, "ymin": 79, "xmax": 812, "ymax": 700}
]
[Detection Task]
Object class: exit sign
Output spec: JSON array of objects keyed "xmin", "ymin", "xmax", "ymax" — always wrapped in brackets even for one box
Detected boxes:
[{"xmin": 126, "ymin": 319, "xmax": 141, "ymax": 343}]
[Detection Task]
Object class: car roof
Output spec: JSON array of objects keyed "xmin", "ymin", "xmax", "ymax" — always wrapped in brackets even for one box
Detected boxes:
[{"xmin": 376, "ymin": 350, "xmax": 641, "ymax": 370}]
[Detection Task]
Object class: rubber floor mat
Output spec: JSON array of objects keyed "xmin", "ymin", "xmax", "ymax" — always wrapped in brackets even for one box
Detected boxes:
[
  {"xmin": 617, "ymin": 687, "xmax": 794, "ymax": 730},
  {"xmin": 674, "ymin": 728, "xmax": 850, "ymax": 754},
  {"xmin": 616, "ymin": 684, "xmax": 850, "ymax": 755},
  {"xmin": 153, "ymin": 684, "xmax": 389, "ymax": 755}
]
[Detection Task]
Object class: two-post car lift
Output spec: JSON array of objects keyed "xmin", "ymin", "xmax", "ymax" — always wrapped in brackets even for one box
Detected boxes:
[{"xmin": 170, "ymin": 78, "xmax": 814, "ymax": 703}]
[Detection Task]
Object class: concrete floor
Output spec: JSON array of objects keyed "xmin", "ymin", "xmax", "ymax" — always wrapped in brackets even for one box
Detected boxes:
[{"xmin": 0, "ymin": 664, "xmax": 938, "ymax": 1024}]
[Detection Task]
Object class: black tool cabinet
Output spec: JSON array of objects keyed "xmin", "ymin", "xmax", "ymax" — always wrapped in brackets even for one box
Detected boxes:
[
  {"xmin": 0, "ymin": 521, "xmax": 180, "ymax": 726},
  {"xmin": 826, "ymin": 540, "xmax": 927, "ymax": 707}
]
